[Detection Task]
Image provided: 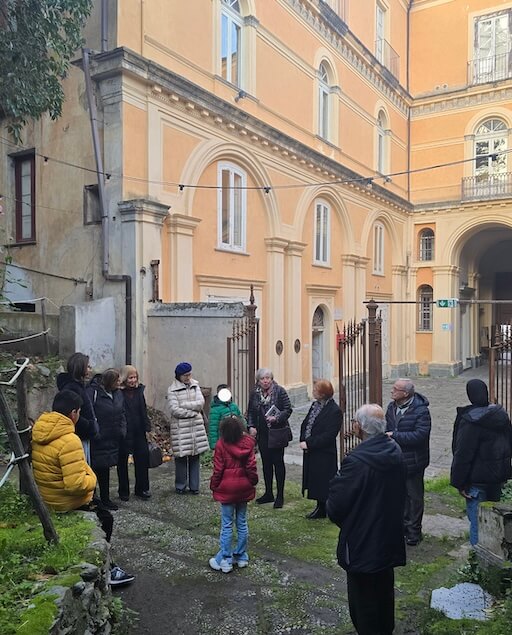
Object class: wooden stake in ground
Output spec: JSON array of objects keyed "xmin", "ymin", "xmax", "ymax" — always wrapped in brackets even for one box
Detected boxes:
[{"xmin": 0, "ymin": 363, "xmax": 59, "ymax": 544}]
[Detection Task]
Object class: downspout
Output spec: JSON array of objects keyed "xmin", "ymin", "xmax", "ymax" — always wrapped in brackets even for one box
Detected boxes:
[
  {"xmin": 406, "ymin": 0, "xmax": 412, "ymax": 203},
  {"xmin": 101, "ymin": 0, "xmax": 108, "ymax": 53},
  {"xmin": 82, "ymin": 47, "xmax": 132, "ymax": 364}
]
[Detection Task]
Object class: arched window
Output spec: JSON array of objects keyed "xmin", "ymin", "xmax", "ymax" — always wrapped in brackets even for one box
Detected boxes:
[
  {"xmin": 217, "ymin": 162, "xmax": 246, "ymax": 252},
  {"xmin": 419, "ymin": 228, "xmax": 435, "ymax": 261},
  {"xmin": 418, "ymin": 285, "xmax": 433, "ymax": 331},
  {"xmin": 373, "ymin": 222, "xmax": 384, "ymax": 275},
  {"xmin": 376, "ymin": 110, "xmax": 388, "ymax": 174},
  {"xmin": 221, "ymin": 0, "xmax": 243, "ymax": 86},
  {"xmin": 474, "ymin": 118, "xmax": 507, "ymax": 178},
  {"xmin": 313, "ymin": 200, "xmax": 330, "ymax": 265},
  {"xmin": 318, "ymin": 62, "xmax": 331, "ymax": 140}
]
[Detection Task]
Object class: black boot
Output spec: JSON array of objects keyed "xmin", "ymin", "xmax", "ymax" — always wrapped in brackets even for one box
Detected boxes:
[
  {"xmin": 256, "ymin": 492, "xmax": 275, "ymax": 504},
  {"xmin": 306, "ymin": 501, "xmax": 326, "ymax": 519}
]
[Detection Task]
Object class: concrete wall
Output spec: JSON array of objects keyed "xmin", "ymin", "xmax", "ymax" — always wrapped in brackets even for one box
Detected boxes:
[
  {"xmin": 0, "ymin": 311, "xmax": 59, "ymax": 355},
  {"xmin": 146, "ymin": 302, "xmax": 246, "ymax": 412},
  {"xmin": 59, "ymin": 298, "xmax": 116, "ymax": 370}
]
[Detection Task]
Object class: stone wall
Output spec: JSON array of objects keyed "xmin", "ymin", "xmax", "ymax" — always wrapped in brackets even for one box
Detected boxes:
[{"xmin": 35, "ymin": 513, "xmax": 113, "ymax": 634}]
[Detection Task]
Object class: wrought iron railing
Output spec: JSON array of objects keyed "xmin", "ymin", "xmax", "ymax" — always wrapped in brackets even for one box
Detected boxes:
[
  {"xmin": 375, "ymin": 38, "xmax": 400, "ymax": 79},
  {"xmin": 461, "ymin": 173, "xmax": 512, "ymax": 201},
  {"xmin": 320, "ymin": 0, "xmax": 348, "ymax": 22},
  {"xmin": 468, "ymin": 52, "xmax": 512, "ymax": 85}
]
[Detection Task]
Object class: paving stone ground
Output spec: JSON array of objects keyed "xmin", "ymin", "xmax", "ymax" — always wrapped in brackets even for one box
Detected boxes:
[{"xmin": 285, "ymin": 365, "xmax": 489, "ymax": 478}]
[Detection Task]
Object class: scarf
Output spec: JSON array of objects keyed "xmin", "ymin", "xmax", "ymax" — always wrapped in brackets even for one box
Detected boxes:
[{"xmin": 304, "ymin": 399, "xmax": 326, "ymax": 438}]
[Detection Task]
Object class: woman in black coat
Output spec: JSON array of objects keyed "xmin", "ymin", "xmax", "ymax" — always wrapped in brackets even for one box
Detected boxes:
[
  {"xmin": 86, "ymin": 369, "xmax": 127, "ymax": 510},
  {"xmin": 247, "ymin": 368, "xmax": 292, "ymax": 509},
  {"xmin": 56, "ymin": 352, "xmax": 98, "ymax": 463},
  {"xmin": 300, "ymin": 379, "xmax": 342, "ymax": 519},
  {"xmin": 117, "ymin": 365, "xmax": 152, "ymax": 501}
]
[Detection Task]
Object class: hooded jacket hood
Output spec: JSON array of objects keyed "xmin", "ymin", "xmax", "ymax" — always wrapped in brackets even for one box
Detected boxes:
[
  {"xmin": 222, "ymin": 434, "xmax": 255, "ymax": 461},
  {"xmin": 463, "ymin": 403, "xmax": 510, "ymax": 430},
  {"xmin": 466, "ymin": 379, "xmax": 489, "ymax": 406},
  {"xmin": 351, "ymin": 433, "xmax": 403, "ymax": 472},
  {"xmin": 32, "ymin": 411, "xmax": 75, "ymax": 445},
  {"xmin": 57, "ymin": 372, "xmax": 81, "ymax": 390}
]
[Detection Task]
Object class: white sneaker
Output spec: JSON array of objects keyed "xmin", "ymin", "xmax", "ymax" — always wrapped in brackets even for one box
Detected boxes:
[
  {"xmin": 209, "ymin": 557, "xmax": 233, "ymax": 573},
  {"xmin": 235, "ymin": 560, "xmax": 248, "ymax": 568}
]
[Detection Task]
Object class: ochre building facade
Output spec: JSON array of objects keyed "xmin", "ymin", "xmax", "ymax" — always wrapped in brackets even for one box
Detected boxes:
[{"xmin": 1, "ymin": 0, "xmax": 511, "ymax": 400}]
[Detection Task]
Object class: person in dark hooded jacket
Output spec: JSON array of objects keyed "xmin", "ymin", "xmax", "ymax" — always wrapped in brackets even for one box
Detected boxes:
[
  {"xmin": 451, "ymin": 378, "xmax": 512, "ymax": 545},
  {"xmin": 86, "ymin": 369, "xmax": 127, "ymax": 510},
  {"xmin": 56, "ymin": 352, "xmax": 98, "ymax": 463},
  {"xmin": 385, "ymin": 378, "xmax": 431, "ymax": 546},
  {"xmin": 327, "ymin": 403, "xmax": 406, "ymax": 635}
]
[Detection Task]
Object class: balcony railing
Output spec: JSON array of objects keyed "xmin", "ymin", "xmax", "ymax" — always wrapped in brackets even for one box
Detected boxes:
[
  {"xmin": 320, "ymin": 0, "xmax": 348, "ymax": 22},
  {"xmin": 461, "ymin": 173, "xmax": 512, "ymax": 201},
  {"xmin": 468, "ymin": 52, "xmax": 512, "ymax": 85},
  {"xmin": 375, "ymin": 39, "xmax": 400, "ymax": 80}
]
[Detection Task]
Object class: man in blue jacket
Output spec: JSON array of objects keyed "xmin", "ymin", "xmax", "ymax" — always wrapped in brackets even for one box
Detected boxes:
[
  {"xmin": 327, "ymin": 404, "xmax": 406, "ymax": 635},
  {"xmin": 385, "ymin": 379, "xmax": 431, "ymax": 546}
]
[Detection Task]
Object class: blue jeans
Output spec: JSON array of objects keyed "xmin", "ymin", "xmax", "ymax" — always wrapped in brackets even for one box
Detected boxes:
[
  {"xmin": 466, "ymin": 486, "xmax": 486, "ymax": 546},
  {"xmin": 214, "ymin": 502, "xmax": 249, "ymax": 565}
]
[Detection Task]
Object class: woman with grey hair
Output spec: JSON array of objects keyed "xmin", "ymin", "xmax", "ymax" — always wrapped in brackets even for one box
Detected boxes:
[{"xmin": 247, "ymin": 368, "xmax": 292, "ymax": 508}]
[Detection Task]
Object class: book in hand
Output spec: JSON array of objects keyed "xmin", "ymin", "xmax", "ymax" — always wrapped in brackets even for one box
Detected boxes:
[{"xmin": 265, "ymin": 405, "xmax": 281, "ymax": 419}]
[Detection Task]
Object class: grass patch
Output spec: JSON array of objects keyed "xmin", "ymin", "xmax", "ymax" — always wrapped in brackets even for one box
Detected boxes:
[
  {"xmin": 425, "ymin": 475, "xmax": 466, "ymax": 512},
  {"xmin": 0, "ymin": 483, "xmax": 93, "ymax": 635},
  {"xmin": 250, "ymin": 481, "xmax": 339, "ymax": 566}
]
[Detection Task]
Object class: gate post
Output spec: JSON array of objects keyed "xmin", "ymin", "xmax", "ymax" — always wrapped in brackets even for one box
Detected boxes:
[
  {"xmin": 367, "ymin": 299, "xmax": 382, "ymax": 405},
  {"xmin": 246, "ymin": 286, "xmax": 257, "ymax": 396}
]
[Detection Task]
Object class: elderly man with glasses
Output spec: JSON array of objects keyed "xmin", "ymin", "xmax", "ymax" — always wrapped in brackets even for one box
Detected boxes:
[{"xmin": 385, "ymin": 379, "xmax": 431, "ymax": 546}]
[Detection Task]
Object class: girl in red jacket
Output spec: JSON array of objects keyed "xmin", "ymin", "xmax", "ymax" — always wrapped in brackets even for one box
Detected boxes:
[{"xmin": 209, "ymin": 415, "xmax": 258, "ymax": 573}]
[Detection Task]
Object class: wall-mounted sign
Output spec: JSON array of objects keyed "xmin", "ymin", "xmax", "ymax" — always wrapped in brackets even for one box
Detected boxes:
[
  {"xmin": 441, "ymin": 323, "xmax": 453, "ymax": 331},
  {"xmin": 436, "ymin": 299, "xmax": 459, "ymax": 308}
]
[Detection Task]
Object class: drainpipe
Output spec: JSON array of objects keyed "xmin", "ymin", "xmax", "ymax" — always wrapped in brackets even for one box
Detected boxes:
[
  {"xmin": 406, "ymin": 0, "xmax": 412, "ymax": 203},
  {"xmin": 101, "ymin": 0, "xmax": 108, "ymax": 53},
  {"xmin": 82, "ymin": 48, "xmax": 132, "ymax": 364}
]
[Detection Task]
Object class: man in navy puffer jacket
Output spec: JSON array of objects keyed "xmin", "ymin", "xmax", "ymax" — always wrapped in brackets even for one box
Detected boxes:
[{"xmin": 385, "ymin": 379, "xmax": 431, "ymax": 546}]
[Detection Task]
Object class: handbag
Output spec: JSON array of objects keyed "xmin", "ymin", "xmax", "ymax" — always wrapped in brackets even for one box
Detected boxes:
[
  {"xmin": 267, "ymin": 424, "xmax": 293, "ymax": 449},
  {"xmin": 148, "ymin": 442, "xmax": 163, "ymax": 468}
]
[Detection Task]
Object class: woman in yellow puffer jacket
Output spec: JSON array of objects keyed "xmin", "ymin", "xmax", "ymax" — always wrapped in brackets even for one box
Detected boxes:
[{"xmin": 31, "ymin": 390, "xmax": 97, "ymax": 512}]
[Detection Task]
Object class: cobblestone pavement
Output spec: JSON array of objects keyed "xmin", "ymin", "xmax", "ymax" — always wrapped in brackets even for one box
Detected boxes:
[{"xmin": 285, "ymin": 365, "xmax": 489, "ymax": 478}]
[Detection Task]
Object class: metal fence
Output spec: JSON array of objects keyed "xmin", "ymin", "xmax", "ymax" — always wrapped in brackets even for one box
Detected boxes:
[
  {"xmin": 337, "ymin": 300, "xmax": 382, "ymax": 459},
  {"xmin": 489, "ymin": 325, "xmax": 512, "ymax": 418},
  {"xmin": 226, "ymin": 288, "xmax": 259, "ymax": 415}
]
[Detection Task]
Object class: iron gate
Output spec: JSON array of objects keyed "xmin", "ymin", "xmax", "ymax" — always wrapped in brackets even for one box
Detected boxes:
[
  {"xmin": 489, "ymin": 324, "xmax": 512, "ymax": 418},
  {"xmin": 226, "ymin": 288, "xmax": 259, "ymax": 414},
  {"xmin": 337, "ymin": 300, "xmax": 382, "ymax": 458}
]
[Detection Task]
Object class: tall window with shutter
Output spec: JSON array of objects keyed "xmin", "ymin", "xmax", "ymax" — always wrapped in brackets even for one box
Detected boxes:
[{"xmin": 473, "ymin": 10, "xmax": 512, "ymax": 84}]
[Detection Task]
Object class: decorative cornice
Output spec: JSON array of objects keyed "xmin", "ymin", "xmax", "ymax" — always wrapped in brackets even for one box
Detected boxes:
[
  {"xmin": 118, "ymin": 198, "xmax": 170, "ymax": 225},
  {"xmin": 196, "ymin": 274, "xmax": 265, "ymax": 289},
  {"xmin": 89, "ymin": 47, "xmax": 413, "ymax": 214},
  {"xmin": 285, "ymin": 0, "xmax": 410, "ymax": 114},
  {"xmin": 166, "ymin": 213, "xmax": 202, "ymax": 235},
  {"xmin": 305, "ymin": 283, "xmax": 339, "ymax": 296},
  {"xmin": 411, "ymin": 84, "xmax": 512, "ymax": 118},
  {"xmin": 264, "ymin": 237, "xmax": 290, "ymax": 253}
]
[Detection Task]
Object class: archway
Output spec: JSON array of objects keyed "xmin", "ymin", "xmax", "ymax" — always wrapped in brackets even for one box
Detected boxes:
[{"xmin": 456, "ymin": 223, "xmax": 512, "ymax": 366}]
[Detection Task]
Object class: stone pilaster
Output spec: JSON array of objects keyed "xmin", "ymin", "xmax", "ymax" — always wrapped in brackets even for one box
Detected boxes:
[
  {"xmin": 166, "ymin": 214, "xmax": 202, "ymax": 302},
  {"xmin": 264, "ymin": 237, "xmax": 288, "ymax": 381},
  {"xmin": 119, "ymin": 199, "xmax": 170, "ymax": 375}
]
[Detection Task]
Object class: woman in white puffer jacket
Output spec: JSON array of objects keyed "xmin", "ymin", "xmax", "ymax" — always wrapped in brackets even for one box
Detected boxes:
[{"xmin": 167, "ymin": 362, "xmax": 209, "ymax": 494}]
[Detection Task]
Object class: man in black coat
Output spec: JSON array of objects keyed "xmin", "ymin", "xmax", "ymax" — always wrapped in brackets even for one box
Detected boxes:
[
  {"xmin": 451, "ymin": 378, "xmax": 512, "ymax": 545},
  {"xmin": 385, "ymin": 379, "xmax": 431, "ymax": 546},
  {"xmin": 327, "ymin": 404, "xmax": 406, "ymax": 635}
]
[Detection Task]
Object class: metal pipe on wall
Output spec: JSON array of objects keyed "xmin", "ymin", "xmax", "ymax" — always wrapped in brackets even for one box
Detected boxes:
[{"xmin": 82, "ymin": 47, "xmax": 132, "ymax": 364}]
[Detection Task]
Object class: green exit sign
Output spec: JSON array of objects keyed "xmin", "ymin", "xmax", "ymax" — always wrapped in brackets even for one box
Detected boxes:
[{"xmin": 436, "ymin": 299, "xmax": 459, "ymax": 308}]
